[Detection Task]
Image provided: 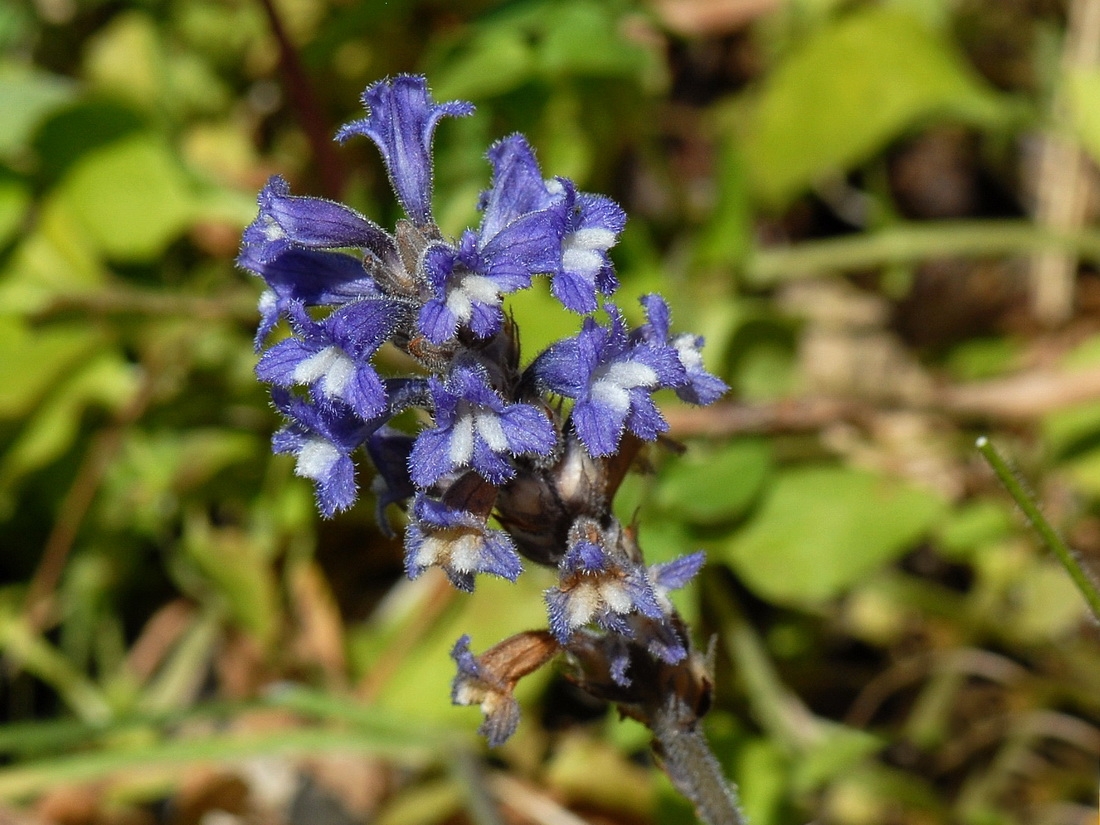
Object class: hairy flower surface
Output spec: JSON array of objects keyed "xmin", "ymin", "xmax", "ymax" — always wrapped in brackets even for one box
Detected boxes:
[
  {"xmin": 409, "ymin": 362, "xmax": 557, "ymax": 487},
  {"xmin": 243, "ymin": 73, "xmax": 727, "ymax": 748},
  {"xmin": 336, "ymin": 75, "xmax": 474, "ymax": 226},
  {"xmin": 533, "ymin": 305, "xmax": 685, "ymax": 456}
]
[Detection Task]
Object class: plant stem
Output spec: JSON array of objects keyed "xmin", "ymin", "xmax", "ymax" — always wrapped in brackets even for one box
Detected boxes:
[
  {"xmin": 651, "ymin": 698, "xmax": 749, "ymax": 825},
  {"xmin": 976, "ymin": 436, "xmax": 1100, "ymax": 621},
  {"xmin": 745, "ymin": 220, "xmax": 1100, "ymax": 284}
]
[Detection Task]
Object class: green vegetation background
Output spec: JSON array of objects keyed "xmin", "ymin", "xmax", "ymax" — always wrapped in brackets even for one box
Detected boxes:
[{"xmin": 1, "ymin": 0, "xmax": 1099, "ymax": 823}]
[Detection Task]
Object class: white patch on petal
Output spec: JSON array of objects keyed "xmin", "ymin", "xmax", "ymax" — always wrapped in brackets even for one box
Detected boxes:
[
  {"xmin": 414, "ymin": 535, "xmax": 447, "ymax": 568},
  {"xmin": 599, "ymin": 580, "xmax": 634, "ymax": 614},
  {"xmin": 449, "ymin": 410, "xmax": 476, "ymax": 467},
  {"xmin": 293, "ymin": 346, "xmax": 337, "ymax": 384},
  {"xmin": 263, "ymin": 218, "xmax": 285, "ymax": 242},
  {"xmin": 673, "ymin": 333, "xmax": 704, "ymax": 371},
  {"xmin": 295, "ymin": 438, "xmax": 339, "ymax": 482},
  {"xmin": 475, "ymin": 412, "xmax": 509, "ymax": 452},
  {"xmin": 320, "ymin": 352, "xmax": 356, "ymax": 397},
  {"xmin": 589, "ymin": 359, "xmax": 657, "ymax": 416},
  {"xmin": 448, "ymin": 533, "xmax": 484, "ymax": 573},
  {"xmin": 545, "ymin": 179, "xmax": 565, "ymax": 197},
  {"xmin": 446, "ymin": 275, "xmax": 500, "ymax": 323},
  {"xmin": 566, "ymin": 581, "xmax": 601, "ymax": 628},
  {"xmin": 454, "ymin": 682, "xmax": 486, "ymax": 706},
  {"xmin": 562, "ymin": 246, "xmax": 602, "ymax": 276},
  {"xmin": 589, "ymin": 379, "xmax": 631, "ymax": 416},
  {"xmin": 258, "ymin": 290, "xmax": 277, "ymax": 316}
]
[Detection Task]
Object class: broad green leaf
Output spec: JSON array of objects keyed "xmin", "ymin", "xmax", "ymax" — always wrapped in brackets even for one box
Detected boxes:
[
  {"xmin": 724, "ymin": 466, "xmax": 946, "ymax": 604},
  {"xmin": 538, "ymin": 0, "xmax": 657, "ymax": 79},
  {"xmin": 0, "ymin": 63, "xmax": 76, "ymax": 159},
  {"xmin": 0, "ymin": 320, "xmax": 99, "ymax": 418},
  {"xmin": 791, "ymin": 722, "xmax": 882, "ymax": 793},
  {"xmin": 54, "ymin": 134, "xmax": 199, "ymax": 261},
  {"xmin": 429, "ymin": 25, "xmax": 536, "ymax": 101},
  {"xmin": 741, "ymin": 7, "xmax": 1006, "ymax": 206},
  {"xmin": 656, "ymin": 439, "xmax": 771, "ymax": 524}
]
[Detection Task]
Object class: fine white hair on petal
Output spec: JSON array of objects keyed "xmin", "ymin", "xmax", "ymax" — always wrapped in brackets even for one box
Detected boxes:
[
  {"xmin": 589, "ymin": 379, "xmax": 631, "ymax": 416},
  {"xmin": 566, "ymin": 581, "xmax": 601, "ymax": 628},
  {"xmin": 459, "ymin": 274, "xmax": 501, "ymax": 304},
  {"xmin": 296, "ymin": 438, "xmax": 340, "ymax": 481},
  {"xmin": 673, "ymin": 333, "xmax": 704, "ymax": 371},
  {"xmin": 293, "ymin": 346, "xmax": 339, "ymax": 385},
  {"xmin": 562, "ymin": 246, "xmax": 602, "ymax": 276},
  {"xmin": 603, "ymin": 360, "xmax": 659, "ymax": 390},
  {"xmin": 570, "ymin": 227, "xmax": 616, "ymax": 252},
  {"xmin": 320, "ymin": 351, "xmax": 357, "ymax": 396},
  {"xmin": 448, "ymin": 533, "xmax": 484, "ymax": 573},
  {"xmin": 449, "ymin": 410, "xmax": 476, "ymax": 466},
  {"xmin": 475, "ymin": 412, "xmax": 509, "ymax": 452}
]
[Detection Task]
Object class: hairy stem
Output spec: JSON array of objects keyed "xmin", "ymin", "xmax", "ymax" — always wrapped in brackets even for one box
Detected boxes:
[
  {"xmin": 977, "ymin": 436, "xmax": 1100, "ymax": 621},
  {"xmin": 651, "ymin": 698, "xmax": 749, "ymax": 825}
]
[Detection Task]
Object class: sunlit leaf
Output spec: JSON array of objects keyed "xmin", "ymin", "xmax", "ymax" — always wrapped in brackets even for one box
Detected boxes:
[
  {"xmin": 0, "ymin": 63, "xmax": 76, "ymax": 159},
  {"xmin": 656, "ymin": 438, "xmax": 771, "ymax": 524},
  {"xmin": 724, "ymin": 466, "xmax": 946, "ymax": 604},
  {"xmin": 741, "ymin": 7, "xmax": 1007, "ymax": 205}
]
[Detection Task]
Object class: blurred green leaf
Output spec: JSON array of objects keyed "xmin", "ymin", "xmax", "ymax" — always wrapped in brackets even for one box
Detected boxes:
[
  {"xmin": 0, "ymin": 63, "xmax": 77, "ymax": 159},
  {"xmin": 0, "ymin": 320, "xmax": 99, "ymax": 418},
  {"xmin": 741, "ymin": 6, "xmax": 1007, "ymax": 205},
  {"xmin": 656, "ymin": 438, "xmax": 771, "ymax": 525},
  {"xmin": 54, "ymin": 134, "xmax": 200, "ymax": 261},
  {"xmin": 0, "ymin": 178, "xmax": 29, "ymax": 249},
  {"xmin": 791, "ymin": 723, "xmax": 882, "ymax": 793},
  {"xmin": 724, "ymin": 466, "xmax": 946, "ymax": 604}
]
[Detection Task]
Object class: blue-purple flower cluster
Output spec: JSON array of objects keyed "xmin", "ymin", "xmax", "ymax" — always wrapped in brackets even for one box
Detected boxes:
[{"xmin": 240, "ymin": 75, "xmax": 727, "ymax": 746}]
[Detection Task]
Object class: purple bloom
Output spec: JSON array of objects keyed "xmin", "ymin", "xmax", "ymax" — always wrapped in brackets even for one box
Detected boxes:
[
  {"xmin": 544, "ymin": 518, "xmax": 664, "ymax": 645},
  {"xmin": 409, "ymin": 363, "xmax": 557, "ymax": 487},
  {"xmin": 242, "ymin": 176, "xmax": 396, "ymax": 265},
  {"xmin": 256, "ymin": 300, "xmax": 406, "ymax": 422},
  {"xmin": 336, "ymin": 75, "xmax": 474, "ymax": 226},
  {"xmin": 634, "ymin": 295, "xmax": 728, "ymax": 405},
  {"xmin": 270, "ymin": 390, "xmax": 376, "ymax": 517},
  {"xmin": 405, "ymin": 494, "xmax": 522, "ymax": 591},
  {"xmin": 547, "ymin": 180, "xmax": 626, "ymax": 314},
  {"xmin": 416, "ymin": 137, "xmax": 567, "ymax": 344},
  {"xmin": 532, "ymin": 305, "xmax": 685, "ymax": 456},
  {"xmin": 239, "ymin": 246, "xmax": 387, "ymax": 348}
]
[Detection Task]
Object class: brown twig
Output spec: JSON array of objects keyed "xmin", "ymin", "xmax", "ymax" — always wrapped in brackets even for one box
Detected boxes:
[
  {"xmin": 23, "ymin": 369, "xmax": 160, "ymax": 632},
  {"xmin": 256, "ymin": 0, "xmax": 346, "ymax": 199}
]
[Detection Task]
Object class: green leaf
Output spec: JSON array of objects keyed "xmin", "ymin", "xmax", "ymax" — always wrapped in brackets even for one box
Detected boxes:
[
  {"xmin": 0, "ymin": 62, "xmax": 76, "ymax": 159},
  {"xmin": 656, "ymin": 439, "xmax": 771, "ymax": 524},
  {"xmin": 741, "ymin": 7, "xmax": 1007, "ymax": 206},
  {"xmin": 0, "ymin": 320, "xmax": 99, "ymax": 418},
  {"xmin": 724, "ymin": 466, "xmax": 946, "ymax": 604},
  {"xmin": 53, "ymin": 134, "xmax": 199, "ymax": 261}
]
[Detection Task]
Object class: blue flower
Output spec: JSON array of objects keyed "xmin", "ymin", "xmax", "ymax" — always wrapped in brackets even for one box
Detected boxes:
[
  {"xmin": 475, "ymin": 135, "xmax": 625, "ymax": 315},
  {"xmin": 239, "ymin": 246, "xmax": 387, "ymax": 348},
  {"xmin": 270, "ymin": 390, "xmax": 377, "ymax": 517},
  {"xmin": 547, "ymin": 179, "xmax": 626, "ymax": 314},
  {"xmin": 409, "ymin": 362, "xmax": 557, "ymax": 487},
  {"xmin": 336, "ymin": 75, "xmax": 474, "ymax": 227},
  {"xmin": 634, "ymin": 295, "xmax": 728, "ymax": 405},
  {"xmin": 242, "ymin": 175, "xmax": 396, "ymax": 264},
  {"xmin": 405, "ymin": 494, "xmax": 522, "ymax": 591},
  {"xmin": 416, "ymin": 136, "xmax": 567, "ymax": 344},
  {"xmin": 532, "ymin": 305, "xmax": 685, "ymax": 456},
  {"xmin": 256, "ymin": 300, "xmax": 406, "ymax": 422},
  {"xmin": 544, "ymin": 518, "xmax": 664, "ymax": 644}
]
